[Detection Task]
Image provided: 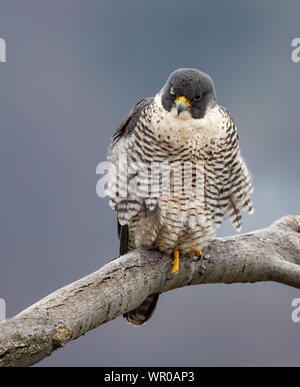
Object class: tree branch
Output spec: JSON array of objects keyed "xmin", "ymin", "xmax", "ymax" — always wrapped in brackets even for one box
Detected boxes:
[{"xmin": 0, "ymin": 215, "xmax": 299, "ymax": 367}]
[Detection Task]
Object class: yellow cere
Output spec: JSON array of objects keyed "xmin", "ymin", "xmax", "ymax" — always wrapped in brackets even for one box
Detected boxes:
[{"xmin": 175, "ymin": 95, "xmax": 192, "ymax": 107}]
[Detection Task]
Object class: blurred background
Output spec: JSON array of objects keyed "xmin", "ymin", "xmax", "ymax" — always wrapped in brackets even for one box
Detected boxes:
[{"xmin": 0, "ymin": 0, "xmax": 299, "ymax": 366}]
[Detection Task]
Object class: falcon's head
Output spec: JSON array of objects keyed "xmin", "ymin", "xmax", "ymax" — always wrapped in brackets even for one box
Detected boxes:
[{"xmin": 161, "ymin": 68, "xmax": 217, "ymax": 120}]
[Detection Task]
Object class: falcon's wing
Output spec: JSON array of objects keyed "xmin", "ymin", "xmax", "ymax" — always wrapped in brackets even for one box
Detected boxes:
[
  {"xmin": 210, "ymin": 108, "xmax": 254, "ymax": 231},
  {"xmin": 118, "ymin": 222, "xmax": 128, "ymax": 255},
  {"xmin": 225, "ymin": 151, "xmax": 254, "ymax": 231},
  {"xmin": 110, "ymin": 97, "xmax": 154, "ymax": 255},
  {"xmin": 111, "ymin": 97, "xmax": 154, "ymax": 149}
]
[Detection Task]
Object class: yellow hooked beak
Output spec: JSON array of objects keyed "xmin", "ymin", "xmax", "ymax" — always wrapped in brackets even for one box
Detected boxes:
[{"xmin": 175, "ymin": 96, "xmax": 191, "ymax": 115}]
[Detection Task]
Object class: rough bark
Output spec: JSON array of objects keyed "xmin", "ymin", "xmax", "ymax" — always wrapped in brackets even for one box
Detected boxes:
[{"xmin": 0, "ymin": 215, "xmax": 299, "ymax": 367}]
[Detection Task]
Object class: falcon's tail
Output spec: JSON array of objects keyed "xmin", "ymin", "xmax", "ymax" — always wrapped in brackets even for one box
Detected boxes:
[
  {"xmin": 118, "ymin": 223, "xmax": 160, "ymax": 326},
  {"xmin": 123, "ymin": 294, "xmax": 160, "ymax": 327}
]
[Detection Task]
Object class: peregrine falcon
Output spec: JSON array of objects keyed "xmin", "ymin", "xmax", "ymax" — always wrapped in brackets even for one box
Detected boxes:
[{"xmin": 108, "ymin": 68, "xmax": 253, "ymax": 326}]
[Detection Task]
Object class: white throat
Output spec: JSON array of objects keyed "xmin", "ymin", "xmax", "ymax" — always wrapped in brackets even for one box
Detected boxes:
[{"xmin": 153, "ymin": 93, "xmax": 223, "ymax": 141}]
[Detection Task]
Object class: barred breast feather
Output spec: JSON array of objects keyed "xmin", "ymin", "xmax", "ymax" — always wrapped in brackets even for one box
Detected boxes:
[{"xmin": 109, "ymin": 95, "xmax": 253, "ymax": 255}]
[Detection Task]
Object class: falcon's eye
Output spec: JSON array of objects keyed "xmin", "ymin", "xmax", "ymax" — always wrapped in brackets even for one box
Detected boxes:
[
  {"xmin": 170, "ymin": 87, "xmax": 175, "ymax": 95},
  {"xmin": 193, "ymin": 94, "xmax": 203, "ymax": 102}
]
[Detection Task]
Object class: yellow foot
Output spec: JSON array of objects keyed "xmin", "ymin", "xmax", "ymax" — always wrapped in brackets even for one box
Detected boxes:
[
  {"xmin": 171, "ymin": 247, "xmax": 180, "ymax": 275},
  {"xmin": 190, "ymin": 248, "xmax": 202, "ymax": 257}
]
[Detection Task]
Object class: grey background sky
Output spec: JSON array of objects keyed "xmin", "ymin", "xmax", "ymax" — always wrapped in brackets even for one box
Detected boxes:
[{"xmin": 0, "ymin": 0, "xmax": 299, "ymax": 366}]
